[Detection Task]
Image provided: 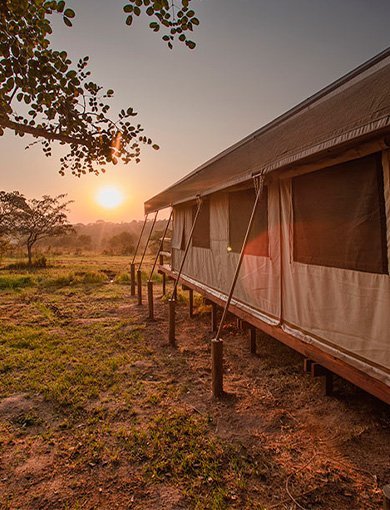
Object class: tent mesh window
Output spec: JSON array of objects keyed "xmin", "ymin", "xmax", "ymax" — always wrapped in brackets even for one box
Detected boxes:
[
  {"xmin": 228, "ymin": 187, "xmax": 269, "ymax": 256},
  {"xmin": 192, "ymin": 199, "xmax": 210, "ymax": 249},
  {"xmin": 292, "ymin": 152, "xmax": 388, "ymax": 274}
]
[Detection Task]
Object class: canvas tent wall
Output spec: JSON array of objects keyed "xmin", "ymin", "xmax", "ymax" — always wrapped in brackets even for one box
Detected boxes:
[{"xmin": 145, "ymin": 48, "xmax": 390, "ymax": 403}]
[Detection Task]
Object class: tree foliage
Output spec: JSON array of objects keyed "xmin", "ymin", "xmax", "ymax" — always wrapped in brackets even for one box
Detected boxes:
[
  {"xmin": 106, "ymin": 231, "xmax": 135, "ymax": 255},
  {"xmin": 0, "ymin": 190, "xmax": 28, "ymax": 234},
  {"xmin": 0, "ymin": 0, "xmax": 198, "ymax": 176}
]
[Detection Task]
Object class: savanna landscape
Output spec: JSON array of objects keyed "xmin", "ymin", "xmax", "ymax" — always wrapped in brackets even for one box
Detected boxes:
[
  {"xmin": 1, "ymin": 1, "xmax": 390, "ymax": 509},
  {"xmin": 0, "ymin": 254, "xmax": 389, "ymax": 509}
]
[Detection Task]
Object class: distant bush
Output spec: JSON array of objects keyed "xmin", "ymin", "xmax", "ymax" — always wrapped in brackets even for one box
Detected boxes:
[
  {"xmin": 80, "ymin": 271, "xmax": 107, "ymax": 284},
  {"xmin": 115, "ymin": 272, "xmax": 131, "ymax": 285},
  {"xmin": 5, "ymin": 255, "xmax": 47, "ymax": 270}
]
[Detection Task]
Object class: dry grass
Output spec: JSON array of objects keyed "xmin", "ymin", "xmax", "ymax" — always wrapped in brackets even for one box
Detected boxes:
[{"xmin": 0, "ymin": 254, "xmax": 389, "ymax": 509}]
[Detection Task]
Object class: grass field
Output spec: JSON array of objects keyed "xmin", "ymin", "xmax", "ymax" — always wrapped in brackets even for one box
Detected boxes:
[{"xmin": 0, "ymin": 255, "xmax": 389, "ymax": 509}]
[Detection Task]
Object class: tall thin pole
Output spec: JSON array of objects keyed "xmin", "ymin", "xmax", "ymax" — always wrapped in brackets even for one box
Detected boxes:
[
  {"xmin": 137, "ymin": 211, "xmax": 158, "ymax": 306},
  {"xmin": 211, "ymin": 174, "xmax": 265, "ymax": 398},
  {"xmin": 138, "ymin": 211, "xmax": 158, "ymax": 271},
  {"xmin": 130, "ymin": 213, "xmax": 148, "ymax": 296},
  {"xmin": 149, "ymin": 209, "xmax": 172, "ymax": 281},
  {"xmin": 215, "ymin": 174, "xmax": 265, "ymax": 341},
  {"xmin": 132, "ymin": 214, "xmax": 148, "ymax": 265},
  {"xmin": 168, "ymin": 197, "xmax": 202, "ymax": 345},
  {"xmin": 170, "ymin": 197, "xmax": 202, "ymax": 300},
  {"xmin": 147, "ymin": 209, "xmax": 172, "ymax": 320}
]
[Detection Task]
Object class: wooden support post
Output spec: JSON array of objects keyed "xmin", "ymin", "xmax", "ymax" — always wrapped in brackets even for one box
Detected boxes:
[
  {"xmin": 189, "ymin": 289, "xmax": 194, "ymax": 318},
  {"xmin": 383, "ymin": 485, "xmax": 390, "ymax": 510},
  {"xmin": 168, "ymin": 298, "xmax": 176, "ymax": 346},
  {"xmin": 173, "ymin": 285, "xmax": 177, "ymax": 301},
  {"xmin": 311, "ymin": 363, "xmax": 334, "ymax": 396},
  {"xmin": 159, "ymin": 253, "xmax": 164, "ymax": 266},
  {"xmin": 147, "ymin": 280, "xmax": 154, "ymax": 320},
  {"xmin": 211, "ymin": 339, "xmax": 223, "ymax": 398},
  {"xmin": 130, "ymin": 263, "xmax": 136, "ymax": 296},
  {"xmin": 162, "ymin": 272, "xmax": 166, "ymax": 295},
  {"xmin": 250, "ymin": 328, "xmax": 257, "ymax": 355},
  {"xmin": 211, "ymin": 302, "xmax": 218, "ymax": 333},
  {"xmin": 303, "ymin": 358, "xmax": 313, "ymax": 373},
  {"xmin": 236, "ymin": 318, "xmax": 243, "ymax": 330},
  {"xmin": 137, "ymin": 269, "xmax": 142, "ymax": 306}
]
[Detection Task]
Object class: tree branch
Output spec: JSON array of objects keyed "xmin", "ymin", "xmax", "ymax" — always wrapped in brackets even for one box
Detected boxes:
[{"xmin": 0, "ymin": 116, "xmax": 91, "ymax": 147}]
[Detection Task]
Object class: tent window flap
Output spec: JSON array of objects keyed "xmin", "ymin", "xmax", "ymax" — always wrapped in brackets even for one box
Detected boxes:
[
  {"xmin": 292, "ymin": 153, "xmax": 388, "ymax": 274},
  {"xmin": 192, "ymin": 200, "xmax": 210, "ymax": 249},
  {"xmin": 228, "ymin": 187, "xmax": 269, "ymax": 256}
]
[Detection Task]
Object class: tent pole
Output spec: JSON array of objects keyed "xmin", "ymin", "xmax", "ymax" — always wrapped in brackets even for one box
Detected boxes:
[
  {"xmin": 137, "ymin": 211, "xmax": 158, "ymax": 306},
  {"xmin": 148, "ymin": 209, "xmax": 173, "ymax": 320},
  {"xmin": 130, "ymin": 214, "xmax": 148, "ymax": 296},
  {"xmin": 212, "ymin": 173, "xmax": 265, "ymax": 398},
  {"xmin": 168, "ymin": 196, "xmax": 203, "ymax": 346}
]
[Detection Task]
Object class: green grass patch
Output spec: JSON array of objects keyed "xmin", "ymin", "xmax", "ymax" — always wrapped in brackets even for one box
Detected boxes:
[
  {"xmin": 0, "ymin": 275, "xmax": 35, "ymax": 290},
  {"xmin": 116, "ymin": 411, "xmax": 269, "ymax": 508}
]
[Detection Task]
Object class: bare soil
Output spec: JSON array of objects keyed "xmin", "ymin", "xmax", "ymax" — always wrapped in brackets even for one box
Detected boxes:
[{"xmin": 0, "ymin": 261, "xmax": 389, "ymax": 509}]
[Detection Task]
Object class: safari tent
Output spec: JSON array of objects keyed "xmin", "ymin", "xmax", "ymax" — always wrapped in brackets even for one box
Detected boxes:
[{"xmin": 144, "ymin": 48, "xmax": 390, "ymax": 404}]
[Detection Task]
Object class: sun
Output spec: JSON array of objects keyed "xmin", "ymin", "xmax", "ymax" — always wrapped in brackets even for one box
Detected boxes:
[{"xmin": 96, "ymin": 186, "xmax": 124, "ymax": 209}]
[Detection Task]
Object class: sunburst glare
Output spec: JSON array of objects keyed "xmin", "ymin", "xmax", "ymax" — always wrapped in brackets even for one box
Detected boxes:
[{"xmin": 96, "ymin": 186, "xmax": 124, "ymax": 209}]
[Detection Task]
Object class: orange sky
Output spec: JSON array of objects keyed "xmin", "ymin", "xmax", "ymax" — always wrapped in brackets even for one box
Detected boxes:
[{"xmin": 1, "ymin": 1, "xmax": 390, "ymax": 223}]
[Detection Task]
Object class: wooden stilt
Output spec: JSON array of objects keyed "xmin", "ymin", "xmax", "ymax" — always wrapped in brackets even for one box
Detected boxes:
[
  {"xmin": 211, "ymin": 302, "xmax": 218, "ymax": 333},
  {"xmin": 147, "ymin": 280, "xmax": 154, "ymax": 320},
  {"xmin": 211, "ymin": 339, "xmax": 223, "ymax": 398},
  {"xmin": 130, "ymin": 263, "xmax": 136, "ymax": 296},
  {"xmin": 383, "ymin": 485, "xmax": 390, "ymax": 510},
  {"xmin": 322, "ymin": 372, "xmax": 334, "ymax": 396},
  {"xmin": 311, "ymin": 363, "xmax": 334, "ymax": 396},
  {"xmin": 303, "ymin": 358, "xmax": 313, "ymax": 373},
  {"xmin": 137, "ymin": 269, "xmax": 142, "ymax": 306},
  {"xmin": 250, "ymin": 328, "xmax": 257, "ymax": 354},
  {"xmin": 173, "ymin": 285, "xmax": 177, "ymax": 301},
  {"xmin": 159, "ymin": 253, "xmax": 164, "ymax": 266},
  {"xmin": 168, "ymin": 298, "xmax": 176, "ymax": 346},
  {"xmin": 162, "ymin": 272, "xmax": 166, "ymax": 295},
  {"xmin": 189, "ymin": 289, "xmax": 194, "ymax": 318}
]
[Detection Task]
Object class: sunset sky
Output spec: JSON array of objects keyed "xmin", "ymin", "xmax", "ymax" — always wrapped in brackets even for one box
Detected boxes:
[{"xmin": 1, "ymin": 0, "xmax": 390, "ymax": 223}]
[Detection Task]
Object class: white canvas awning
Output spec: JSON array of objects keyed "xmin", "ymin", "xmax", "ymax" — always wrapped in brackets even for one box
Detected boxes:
[{"xmin": 145, "ymin": 47, "xmax": 390, "ymax": 213}]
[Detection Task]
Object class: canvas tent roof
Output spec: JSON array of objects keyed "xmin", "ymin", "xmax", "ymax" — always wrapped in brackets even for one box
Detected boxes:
[{"xmin": 145, "ymin": 48, "xmax": 390, "ymax": 213}]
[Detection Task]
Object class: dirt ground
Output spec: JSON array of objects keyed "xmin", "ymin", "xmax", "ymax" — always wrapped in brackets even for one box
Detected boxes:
[{"xmin": 0, "ymin": 258, "xmax": 389, "ymax": 509}]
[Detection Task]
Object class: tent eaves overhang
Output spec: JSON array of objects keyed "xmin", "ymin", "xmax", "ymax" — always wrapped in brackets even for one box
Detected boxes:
[{"xmin": 145, "ymin": 47, "xmax": 390, "ymax": 214}]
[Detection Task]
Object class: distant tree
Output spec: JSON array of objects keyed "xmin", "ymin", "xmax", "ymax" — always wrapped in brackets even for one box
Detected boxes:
[
  {"xmin": 0, "ymin": 0, "xmax": 198, "ymax": 176},
  {"xmin": 106, "ymin": 231, "xmax": 135, "ymax": 255},
  {"xmin": 76, "ymin": 234, "xmax": 92, "ymax": 250},
  {"xmin": 15, "ymin": 194, "xmax": 74, "ymax": 264},
  {"xmin": 0, "ymin": 190, "xmax": 28, "ymax": 234}
]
